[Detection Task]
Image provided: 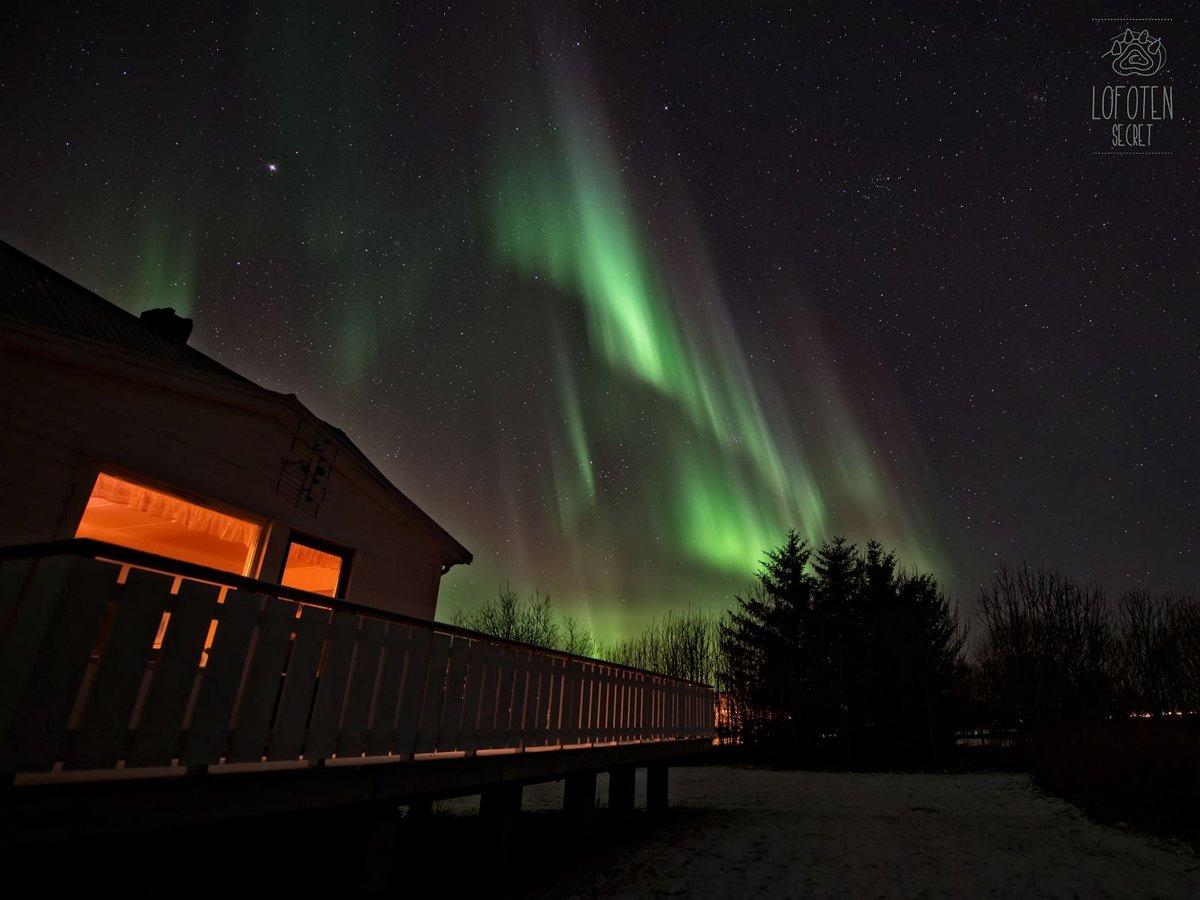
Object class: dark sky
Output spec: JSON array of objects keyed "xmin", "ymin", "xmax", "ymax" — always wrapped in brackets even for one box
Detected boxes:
[{"xmin": 2, "ymin": 2, "xmax": 1196, "ymax": 639}]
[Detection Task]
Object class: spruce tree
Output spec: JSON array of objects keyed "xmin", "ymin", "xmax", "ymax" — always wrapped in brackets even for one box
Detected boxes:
[
  {"xmin": 719, "ymin": 531, "xmax": 963, "ymax": 765},
  {"xmin": 719, "ymin": 529, "xmax": 813, "ymax": 756}
]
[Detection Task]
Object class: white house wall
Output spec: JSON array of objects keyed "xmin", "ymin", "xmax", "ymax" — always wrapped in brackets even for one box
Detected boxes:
[{"xmin": 0, "ymin": 339, "xmax": 445, "ymax": 620}]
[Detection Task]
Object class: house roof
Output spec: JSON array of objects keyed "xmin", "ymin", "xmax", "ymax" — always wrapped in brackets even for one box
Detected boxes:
[
  {"xmin": 0, "ymin": 239, "xmax": 472, "ymax": 567},
  {"xmin": 0, "ymin": 241, "xmax": 252, "ymax": 385}
]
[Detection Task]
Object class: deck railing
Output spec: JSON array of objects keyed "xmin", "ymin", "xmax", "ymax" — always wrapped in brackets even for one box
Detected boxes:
[{"xmin": 0, "ymin": 541, "xmax": 712, "ymax": 779}]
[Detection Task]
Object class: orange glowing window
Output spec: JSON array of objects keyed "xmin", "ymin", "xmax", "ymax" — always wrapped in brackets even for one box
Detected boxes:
[
  {"xmin": 279, "ymin": 539, "xmax": 347, "ymax": 597},
  {"xmin": 75, "ymin": 472, "xmax": 262, "ymax": 576}
]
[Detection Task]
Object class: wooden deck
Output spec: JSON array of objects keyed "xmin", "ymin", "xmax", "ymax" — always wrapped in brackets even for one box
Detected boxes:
[{"xmin": 0, "ymin": 541, "xmax": 712, "ymax": 843}]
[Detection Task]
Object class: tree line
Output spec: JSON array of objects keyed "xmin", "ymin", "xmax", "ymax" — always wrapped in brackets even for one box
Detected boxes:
[
  {"xmin": 974, "ymin": 563, "xmax": 1200, "ymax": 846},
  {"xmin": 718, "ymin": 532, "xmax": 965, "ymax": 765},
  {"xmin": 451, "ymin": 538, "xmax": 1199, "ymax": 843},
  {"xmin": 976, "ymin": 563, "xmax": 1200, "ymax": 726},
  {"xmin": 451, "ymin": 531, "xmax": 966, "ymax": 766},
  {"xmin": 450, "ymin": 585, "xmax": 717, "ymax": 685},
  {"xmin": 451, "ymin": 536, "xmax": 1199, "ymax": 767}
]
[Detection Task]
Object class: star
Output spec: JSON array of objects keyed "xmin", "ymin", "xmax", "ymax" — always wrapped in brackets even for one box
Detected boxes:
[{"xmin": 1, "ymin": 3, "xmax": 1193, "ymax": 636}]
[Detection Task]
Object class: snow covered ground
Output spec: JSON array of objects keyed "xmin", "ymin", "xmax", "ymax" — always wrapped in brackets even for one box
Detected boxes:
[{"xmin": 441, "ymin": 766, "xmax": 1198, "ymax": 898}]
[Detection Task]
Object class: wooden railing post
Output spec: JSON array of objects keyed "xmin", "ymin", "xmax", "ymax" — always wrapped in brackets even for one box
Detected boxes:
[{"xmin": 0, "ymin": 541, "xmax": 716, "ymax": 784}]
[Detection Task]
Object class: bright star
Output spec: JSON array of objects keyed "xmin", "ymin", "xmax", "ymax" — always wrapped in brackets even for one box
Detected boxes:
[{"xmin": 267, "ymin": 162, "xmax": 278, "ymax": 173}]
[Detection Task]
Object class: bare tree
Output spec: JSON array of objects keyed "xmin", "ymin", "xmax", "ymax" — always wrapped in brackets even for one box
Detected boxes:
[
  {"xmin": 603, "ymin": 608, "xmax": 719, "ymax": 685},
  {"xmin": 976, "ymin": 564, "xmax": 1117, "ymax": 732},
  {"xmin": 1118, "ymin": 590, "xmax": 1180, "ymax": 715},
  {"xmin": 451, "ymin": 583, "xmax": 564, "ymax": 650},
  {"xmin": 1173, "ymin": 597, "xmax": 1200, "ymax": 712},
  {"xmin": 560, "ymin": 614, "xmax": 595, "ymax": 658}
]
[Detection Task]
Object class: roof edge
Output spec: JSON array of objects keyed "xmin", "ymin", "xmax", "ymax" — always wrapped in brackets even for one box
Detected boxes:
[{"xmin": 0, "ymin": 315, "xmax": 473, "ymax": 566}]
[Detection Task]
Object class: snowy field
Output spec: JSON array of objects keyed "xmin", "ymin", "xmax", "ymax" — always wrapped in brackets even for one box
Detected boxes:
[{"xmin": 440, "ymin": 766, "xmax": 1198, "ymax": 898}]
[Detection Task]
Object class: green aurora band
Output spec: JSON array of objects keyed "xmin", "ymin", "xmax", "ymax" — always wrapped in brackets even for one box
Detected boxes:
[
  {"xmin": 131, "ymin": 207, "xmax": 196, "ymax": 319},
  {"xmin": 120, "ymin": 11, "xmax": 941, "ymax": 640},
  {"xmin": 482, "ymin": 64, "xmax": 940, "ymax": 607},
  {"xmin": 463, "ymin": 60, "xmax": 940, "ymax": 643}
]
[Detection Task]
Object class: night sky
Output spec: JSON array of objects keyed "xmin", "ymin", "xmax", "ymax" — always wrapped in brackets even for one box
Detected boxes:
[{"xmin": 2, "ymin": 3, "xmax": 1196, "ymax": 640}]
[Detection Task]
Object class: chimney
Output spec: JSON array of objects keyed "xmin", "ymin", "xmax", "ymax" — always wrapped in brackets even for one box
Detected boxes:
[{"xmin": 139, "ymin": 307, "xmax": 194, "ymax": 343}]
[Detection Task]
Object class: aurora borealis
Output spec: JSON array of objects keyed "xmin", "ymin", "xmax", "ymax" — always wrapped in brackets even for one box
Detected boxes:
[
  {"xmin": 481, "ymin": 50, "xmax": 940, "ymax": 629},
  {"xmin": 2, "ymin": 4, "xmax": 1196, "ymax": 641}
]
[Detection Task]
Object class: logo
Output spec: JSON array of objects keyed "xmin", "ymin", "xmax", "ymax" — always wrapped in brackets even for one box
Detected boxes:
[
  {"xmin": 1088, "ymin": 21, "xmax": 1174, "ymax": 152},
  {"xmin": 1104, "ymin": 28, "xmax": 1166, "ymax": 77}
]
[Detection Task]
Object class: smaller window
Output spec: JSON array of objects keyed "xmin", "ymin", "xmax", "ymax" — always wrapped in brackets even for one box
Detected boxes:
[{"xmin": 279, "ymin": 538, "xmax": 349, "ymax": 597}]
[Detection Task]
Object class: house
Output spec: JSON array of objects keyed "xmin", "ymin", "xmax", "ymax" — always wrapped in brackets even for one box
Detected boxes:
[
  {"xmin": 0, "ymin": 239, "xmax": 471, "ymax": 618},
  {"xmin": 0, "ymin": 239, "xmax": 711, "ymax": 857}
]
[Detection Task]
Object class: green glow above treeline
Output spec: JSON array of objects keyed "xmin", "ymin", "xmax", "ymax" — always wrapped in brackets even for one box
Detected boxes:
[
  {"xmin": 101, "ymin": 10, "xmax": 943, "ymax": 641},
  {"xmin": 482, "ymin": 59, "xmax": 940, "ymax": 595}
]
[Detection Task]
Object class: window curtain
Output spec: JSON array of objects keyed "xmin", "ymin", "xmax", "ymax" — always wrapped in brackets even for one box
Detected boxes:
[
  {"xmin": 287, "ymin": 542, "xmax": 342, "ymax": 568},
  {"xmin": 92, "ymin": 472, "xmax": 260, "ymax": 547}
]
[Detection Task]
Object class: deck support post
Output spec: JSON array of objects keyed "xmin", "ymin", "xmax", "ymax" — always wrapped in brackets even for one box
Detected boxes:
[
  {"xmin": 480, "ymin": 782, "xmax": 523, "ymax": 848},
  {"xmin": 563, "ymin": 771, "xmax": 596, "ymax": 829},
  {"xmin": 356, "ymin": 803, "xmax": 403, "ymax": 896},
  {"xmin": 405, "ymin": 797, "xmax": 433, "ymax": 819},
  {"xmin": 608, "ymin": 764, "xmax": 635, "ymax": 822},
  {"xmin": 647, "ymin": 763, "xmax": 668, "ymax": 814}
]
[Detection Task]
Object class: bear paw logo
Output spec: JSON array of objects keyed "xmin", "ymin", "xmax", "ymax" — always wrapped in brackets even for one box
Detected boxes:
[{"xmin": 1105, "ymin": 29, "xmax": 1166, "ymax": 77}]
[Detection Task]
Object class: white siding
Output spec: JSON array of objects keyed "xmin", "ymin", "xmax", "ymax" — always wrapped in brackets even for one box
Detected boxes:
[{"xmin": 0, "ymin": 343, "xmax": 456, "ymax": 620}]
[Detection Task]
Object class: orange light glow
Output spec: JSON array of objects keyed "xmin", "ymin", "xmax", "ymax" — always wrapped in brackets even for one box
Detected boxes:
[
  {"xmin": 280, "ymin": 541, "xmax": 344, "ymax": 596},
  {"xmin": 75, "ymin": 472, "xmax": 261, "ymax": 575}
]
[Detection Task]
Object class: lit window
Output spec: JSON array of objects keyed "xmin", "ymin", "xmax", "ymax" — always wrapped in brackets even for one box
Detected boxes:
[
  {"xmin": 279, "ymin": 539, "xmax": 347, "ymax": 597},
  {"xmin": 75, "ymin": 472, "xmax": 261, "ymax": 576}
]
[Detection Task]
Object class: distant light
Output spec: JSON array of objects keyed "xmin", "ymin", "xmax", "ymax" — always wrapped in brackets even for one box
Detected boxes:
[{"xmin": 267, "ymin": 162, "xmax": 278, "ymax": 173}]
